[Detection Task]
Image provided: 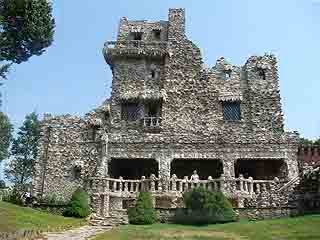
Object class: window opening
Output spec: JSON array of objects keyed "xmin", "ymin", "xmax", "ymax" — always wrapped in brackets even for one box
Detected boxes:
[
  {"xmin": 130, "ymin": 32, "xmax": 143, "ymax": 41},
  {"xmin": 258, "ymin": 68, "xmax": 266, "ymax": 80},
  {"xmin": 121, "ymin": 102, "xmax": 141, "ymax": 121},
  {"xmin": 224, "ymin": 70, "xmax": 232, "ymax": 80},
  {"xmin": 223, "ymin": 102, "xmax": 241, "ymax": 121},
  {"xmin": 152, "ymin": 29, "xmax": 161, "ymax": 41}
]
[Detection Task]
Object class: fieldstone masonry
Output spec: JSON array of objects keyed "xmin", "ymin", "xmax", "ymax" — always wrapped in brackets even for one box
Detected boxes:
[{"xmin": 32, "ymin": 9, "xmax": 301, "ymax": 224}]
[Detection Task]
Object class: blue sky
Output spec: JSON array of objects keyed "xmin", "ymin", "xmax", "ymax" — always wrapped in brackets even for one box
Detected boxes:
[{"xmin": 1, "ymin": 0, "xmax": 320, "ymax": 139}]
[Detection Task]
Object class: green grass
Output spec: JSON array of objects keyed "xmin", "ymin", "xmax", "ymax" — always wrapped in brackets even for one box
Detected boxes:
[
  {"xmin": 93, "ymin": 215, "xmax": 320, "ymax": 240},
  {"xmin": 0, "ymin": 201, "xmax": 86, "ymax": 233}
]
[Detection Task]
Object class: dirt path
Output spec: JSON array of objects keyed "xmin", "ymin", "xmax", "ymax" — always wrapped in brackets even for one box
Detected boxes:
[{"xmin": 43, "ymin": 226, "xmax": 111, "ymax": 240}]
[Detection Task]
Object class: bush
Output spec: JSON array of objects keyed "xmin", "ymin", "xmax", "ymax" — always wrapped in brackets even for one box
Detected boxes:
[
  {"xmin": 174, "ymin": 187, "xmax": 235, "ymax": 225},
  {"xmin": 0, "ymin": 180, "xmax": 6, "ymax": 189},
  {"xmin": 42, "ymin": 193, "xmax": 66, "ymax": 205},
  {"xmin": 3, "ymin": 188, "xmax": 23, "ymax": 206},
  {"xmin": 128, "ymin": 192, "xmax": 157, "ymax": 225},
  {"xmin": 63, "ymin": 188, "xmax": 90, "ymax": 218}
]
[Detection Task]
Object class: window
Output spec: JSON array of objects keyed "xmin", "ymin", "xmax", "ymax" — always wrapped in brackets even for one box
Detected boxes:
[
  {"xmin": 130, "ymin": 32, "xmax": 143, "ymax": 40},
  {"xmin": 152, "ymin": 29, "xmax": 161, "ymax": 41},
  {"xmin": 121, "ymin": 102, "xmax": 141, "ymax": 121},
  {"xmin": 73, "ymin": 166, "xmax": 81, "ymax": 180},
  {"xmin": 224, "ymin": 70, "xmax": 232, "ymax": 80},
  {"xmin": 223, "ymin": 102, "xmax": 241, "ymax": 121},
  {"xmin": 257, "ymin": 68, "xmax": 266, "ymax": 80},
  {"xmin": 150, "ymin": 70, "xmax": 156, "ymax": 79}
]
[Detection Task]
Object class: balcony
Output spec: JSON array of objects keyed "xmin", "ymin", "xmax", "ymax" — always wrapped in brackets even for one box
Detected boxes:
[
  {"xmin": 142, "ymin": 117, "xmax": 162, "ymax": 132},
  {"xmin": 103, "ymin": 40, "xmax": 168, "ymax": 64}
]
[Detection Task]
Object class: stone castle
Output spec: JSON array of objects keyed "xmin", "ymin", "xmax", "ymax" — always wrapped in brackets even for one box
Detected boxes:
[{"xmin": 32, "ymin": 9, "xmax": 302, "ymax": 224}]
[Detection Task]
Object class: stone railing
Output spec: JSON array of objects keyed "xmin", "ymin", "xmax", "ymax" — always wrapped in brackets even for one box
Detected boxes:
[
  {"xmin": 87, "ymin": 174, "xmax": 285, "ymax": 197},
  {"xmin": 0, "ymin": 188, "xmax": 11, "ymax": 201},
  {"xmin": 143, "ymin": 117, "xmax": 162, "ymax": 128},
  {"xmin": 104, "ymin": 40, "xmax": 167, "ymax": 50}
]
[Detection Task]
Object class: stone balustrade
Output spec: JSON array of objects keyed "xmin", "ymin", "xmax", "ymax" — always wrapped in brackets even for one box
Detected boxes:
[{"xmin": 86, "ymin": 174, "xmax": 284, "ymax": 197}]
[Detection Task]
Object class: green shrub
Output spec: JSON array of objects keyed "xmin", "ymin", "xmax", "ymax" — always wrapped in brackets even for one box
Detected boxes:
[
  {"xmin": 3, "ymin": 188, "xmax": 23, "ymax": 206},
  {"xmin": 0, "ymin": 180, "xmax": 6, "ymax": 189},
  {"xmin": 63, "ymin": 188, "xmax": 90, "ymax": 218},
  {"xmin": 42, "ymin": 193, "xmax": 66, "ymax": 205},
  {"xmin": 174, "ymin": 187, "xmax": 235, "ymax": 225},
  {"xmin": 128, "ymin": 192, "xmax": 157, "ymax": 225}
]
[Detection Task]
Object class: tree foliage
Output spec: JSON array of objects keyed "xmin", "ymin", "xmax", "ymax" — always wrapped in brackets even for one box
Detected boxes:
[
  {"xmin": 5, "ymin": 112, "xmax": 40, "ymax": 186},
  {"xmin": 300, "ymin": 137, "xmax": 320, "ymax": 145},
  {"xmin": 0, "ymin": 111, "xmax": 12, "ymax": 162},
  {"xmin": 0, "ymin": 0, "xmax": 55, "ymax": 79}
]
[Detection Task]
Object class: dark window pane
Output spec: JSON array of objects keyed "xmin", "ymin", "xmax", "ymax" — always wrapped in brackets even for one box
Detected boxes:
[
  {"xmin": 223, "ymin": 102, "xmax": 241, "ymax": 121},
  {"xmin": 121, "ymin": 103, "xmax": 141, "ymax": 121}
]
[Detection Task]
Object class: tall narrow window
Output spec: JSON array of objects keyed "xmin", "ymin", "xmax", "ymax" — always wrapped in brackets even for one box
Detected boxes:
[
  {"xmin": 224, "ymin": 70, "xmax": 232, "ymax": 80},
  {"xmin": 257, "ymin": 68, "xmax": 266, "ymax": 80},
  {"xmin": 121, "ymin": 102, "xmax": 141, "ymax": 121},
  {"xmin": 223, "ymin": 102, "xmax": 241, "ymax": 121}
]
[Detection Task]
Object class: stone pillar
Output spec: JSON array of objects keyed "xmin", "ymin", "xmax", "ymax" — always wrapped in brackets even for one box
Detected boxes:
[
  {"xmin": 158, "ymin": 156, "xmax": 171, "ymax": 179},
  {"xmin": 222, "ymin": 158, "xmax": 235, "ymax": 178},
  {"xmin": 285, "ymin": 150, "xmax": 299, "ymax": 180},
  {"xmin": 98, "ymin": 133, "xmax": 109, "ymax": 177},
  {"xmin": 103, "ymin": 194, "xmax": 110, "ymax": 217}
]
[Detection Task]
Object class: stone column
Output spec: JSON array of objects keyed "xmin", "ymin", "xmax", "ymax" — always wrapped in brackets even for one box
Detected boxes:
[
  {"xmin": 157, "ymin": 155, "xmax": 171, "ymax": 179},
  {"xmin": 222, "ymin": 157, "xmax": 235, "ymax": 178},
  {"xmin": 285, "ymin": 150, "xmax": 299, "ymax": 180},
  {"xmin": 98, "ymin": 133, "xmax": 109, "ymax": 177}
]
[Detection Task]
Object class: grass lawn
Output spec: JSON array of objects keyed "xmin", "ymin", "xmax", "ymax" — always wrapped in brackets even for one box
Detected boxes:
[
  {"xmin": 93, "ymin": 215, "xmax": 320, "ymax": 240},
  {"xmin": 0, "ymin": 201, "xmax": 86, "ymax": 233}
]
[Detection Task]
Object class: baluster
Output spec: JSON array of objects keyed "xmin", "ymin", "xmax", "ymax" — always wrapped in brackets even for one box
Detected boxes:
[
  {"xmin": 248, "ymin": 177, "xmax": 253, "ymax": 194},
  {"xmin": 179, "ymin": 180, "xmax": 183, "ymax": 192},
  {"xmin": 130, "ymin": 181, "xmax": 134, "ymax": 192},
  {"xmin": 243, "ymin": 180, "xmax": 248, "ymax": 193},
  {"xmin": 213, "ymin": 181, "xmax": 218, "ymax": 191},
  {"xmin": 135, "ymin": 181, "xmax": 139, "ymax": 192},
  {"xmin": 141, "ymin": 176, "xmax": 146, "ymax": 191},
  {"xmin": 158, "ymin": 179, "xmax": 162, "ymax": 192},
  {"xmin": 256, "ymin": 183, "xmax": 260, "ymax": 194},
  {"xmin": 239, "ymin": 174, "xmax": 244, "ymax": 192},
  {"xmin": 124, "ymin": 181, "xmax": 128, "ymax": 192},
  {"xmin": 208, "ymin": 176, "xmax": 213, "ymax": 191},
  {"xmin": 171, "ymin": 174, "xmax": 177, "ymax": 192},
  {"xmin": 119, "ymin": 177, "xmax": 123, "ymax": 192}
]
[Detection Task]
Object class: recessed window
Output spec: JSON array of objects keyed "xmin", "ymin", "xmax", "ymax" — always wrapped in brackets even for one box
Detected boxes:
[
  {"xmin": 257, "ymin": 68, "xmax": 266, "ymax": 80},
  {"xmin": 152, "ymin": 29, "xmax": 161, "ymax": 41},
  {"xmin": 224, "ymin": 70, "xmax": 232, "ymax": 80},
  {"xmin": 223, "ymin": 102, "xmax": 241, "ymax": 121},
  {"xmin": 73, "ymin": 166, "xmax": 81, "ymax": 180},
  {"xmin": 121, "ymin": 102, "xmax": 141, "ymax": 121},
  {"xmin": 130, "ymin": 32, "xmax": 143, "ymax": 40},
  {"xmin": 150, "ymin": 70, "xmax": 156, "ymax": 79}
]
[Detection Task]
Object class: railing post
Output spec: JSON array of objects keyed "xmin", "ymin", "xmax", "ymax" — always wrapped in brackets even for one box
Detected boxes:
[
  {"xmin": 239, "ymin": 174, "xmax": 244, "ymax": 192},
  {"xmin": 171, "ymin": 174, "xmax": 177, "ymax": 192},
  {"xmin": 256, "ymin": 183, "xmax": 260, "ymax": 194},
  {"xmin": 208, "ymin": 176, "xmax": 213, "ymax": 191},
  {"xmin": 113, "ymin": 180, "xmax": 117, "ymax": 192},
  {"xmin": 119, "ymin": 177, "xmax": 123, "ymax": 192},
  {"xmin": 124, "ymin": 181, "xmax": 128, "ymax": 192},
  {"xmin": 141, "ymin": 176, "xmax": 146, "ymax": 191},
  {"xmin": 150, "ymin": 174, "xmax": 156, "ymax": 192},
  {"xmin": 248, "ymin": 177, "xmax": 254, "ymax": 194}
]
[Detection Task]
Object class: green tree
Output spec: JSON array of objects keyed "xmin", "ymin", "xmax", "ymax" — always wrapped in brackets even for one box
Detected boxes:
[
  {"xmin": 0, "ymin": 0, "xmax": 55, "ymax": 79},
  {"xmin": 0, "ymin": 112, "xmax": 13, "ymax": 162},
  {"xmin": 5, "ymin": 112, "xmax": 40, "ymax": 186}
]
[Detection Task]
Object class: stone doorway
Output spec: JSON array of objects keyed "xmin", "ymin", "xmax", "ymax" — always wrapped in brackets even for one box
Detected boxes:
[
  {"xmin": 171, "ymin": 159, "xmax": 223, "ymax": 179},
  {"xmin": 109, "ymin": 158, "xmax": 158, "ymax": 179}
]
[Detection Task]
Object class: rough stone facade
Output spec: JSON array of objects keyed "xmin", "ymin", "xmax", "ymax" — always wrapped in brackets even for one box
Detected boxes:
[{"xmin": 32, "ymin": 9, "xmax": 301, "ymax": 224}]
